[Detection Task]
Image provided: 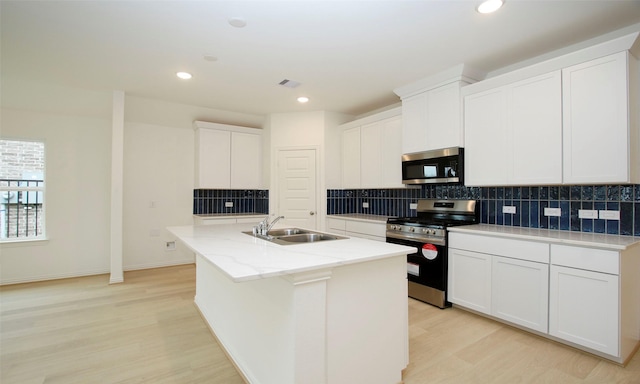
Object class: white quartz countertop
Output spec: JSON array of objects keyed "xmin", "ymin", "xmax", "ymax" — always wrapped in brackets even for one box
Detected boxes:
[
  {"xmin": 448, "ymin": 224, "xmax": 640, "ymax": 251},
  {"xmin": 168, "ymin": 223, "xmax": 414, "ymax": 282}
]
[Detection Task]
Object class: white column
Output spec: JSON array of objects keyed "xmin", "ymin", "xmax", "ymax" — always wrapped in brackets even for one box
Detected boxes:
[
  {"xmin": 109, "ymin": 91, "xmax": 125, "ymax": 284},
  {"xmin": 287, "ymin": 269, "xmax": 332, "ymax": 384}
]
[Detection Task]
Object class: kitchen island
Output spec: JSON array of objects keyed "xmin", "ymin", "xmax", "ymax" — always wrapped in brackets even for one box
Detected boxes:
[{"xmin": 168, "ymin": 223, "xmax": 414, "ymax": 384}]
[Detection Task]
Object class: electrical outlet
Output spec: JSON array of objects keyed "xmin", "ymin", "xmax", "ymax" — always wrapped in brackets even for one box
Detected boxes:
[
  {"xmin": 543, "ymin": 207, "xmax": 561, "ymax": 217},
  {"xmin": 165, "ymin": 241, "xmax": 176, "ymax": 251},
  {"xmin": 502, "ymin": 206, "xmax": 516, "ymax": 214},
  {"xmin": 225, "ymin": 201, "xmax": 233, "ymax": 208},
  {"xmin": 410, "ymin": 203, "xmax": 418, "ymax": 210},
  {"xmin": 578, "ymin": 209, "xmax": 598, "ymax": 219},
  {"xmin": 362, "ymin": 202, "xmax": 369, "ymax": 208},
  {"xmin": 599, "ymin": 210, "xmax": 620, "ymax": 220}
]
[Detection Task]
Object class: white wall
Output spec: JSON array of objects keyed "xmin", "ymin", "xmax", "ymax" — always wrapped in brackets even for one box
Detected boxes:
[
  {"xmin": 267, "ymin": 111, "xmax": 352, "ymax": 229},
  {"xmin": 122, "ymin": 121, "xmax": 195, "ymax": 270},
  {"xmin": 0, "ymin": 108, "xmax": 112, "ymax": 284},
  {"xmin": 0, "ymin": 82, "xmax": 266, "ymax": 284}
]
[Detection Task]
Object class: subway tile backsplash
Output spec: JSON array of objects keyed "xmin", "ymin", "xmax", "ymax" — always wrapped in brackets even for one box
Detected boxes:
[
  {"xmin": 193, "ymin": 189, "xmax": 269, "ymax": 215},
  {"xmin": 327, "ymin": 184, "xmax": 640, "ymax": 237}
]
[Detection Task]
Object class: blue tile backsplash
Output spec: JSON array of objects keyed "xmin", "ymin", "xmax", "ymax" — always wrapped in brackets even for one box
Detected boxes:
[
  {"xmin": 327, "ymin": 184, "xmax": 640, "ymax": 237},
  {"xmin": 193, "ymin": 189, "xmax": 269, "ymax": 215}
]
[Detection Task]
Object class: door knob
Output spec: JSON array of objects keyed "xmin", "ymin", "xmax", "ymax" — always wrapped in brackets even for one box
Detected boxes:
[{"xmin": 310, "ymin": 211, "xmax": 315, "ymax": 215}]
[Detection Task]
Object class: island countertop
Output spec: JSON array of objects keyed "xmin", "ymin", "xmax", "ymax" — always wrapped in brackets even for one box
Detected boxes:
[{"xmin": 168, "ymin": 223, "xmax": 414, "ymax": 282}]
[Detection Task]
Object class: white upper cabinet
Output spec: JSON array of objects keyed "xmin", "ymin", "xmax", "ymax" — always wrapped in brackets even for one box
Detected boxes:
[
  {"xmin": 462, "ymin": 32, "xmax": 639, "ymax": 186},
  {"xmin": 342, "ymin": 126, "xmax": 361, "ymax": 188},
  {"xmin": 562, "ymin": 51, "xmax": 637, "ymax": 184},
  {"xmin": 340, "ymin": 109, "xmax": 403, "ymax": 189},
  {"xmin": 464, "ymin": 71, "xmax": 562, "ymax": 186},
  {"xmin": 395, "ymin": 65, "xmax": 485, "ymax": 154},
  {"xmin": 400, "ymin": 82, "xmax": 466, "ymax": 154},
  {"xmin": 194, "ymin": 121, "xmax": 263, "ymax": 189}
]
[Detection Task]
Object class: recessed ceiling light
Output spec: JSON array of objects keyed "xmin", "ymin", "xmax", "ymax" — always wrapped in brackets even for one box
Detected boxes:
[
  {"xmin": 297, "ymin": 97, "xmax": 309, "ymax": 103},
  {"xmin": 176, "ymin": 72, "xmax": 192, "ymax": 80},
  {"xmin": 477, "ymin": 0, "xmax": 504, "ymax": 14},
  {"xmin": 228, "ymin": 17, "xmax": 247, "ymax": 28}
]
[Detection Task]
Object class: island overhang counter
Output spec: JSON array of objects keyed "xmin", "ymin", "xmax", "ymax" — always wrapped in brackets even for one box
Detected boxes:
[{"xmin": 168, "ymin": 223, "xmax": 414, "ymax": 384}]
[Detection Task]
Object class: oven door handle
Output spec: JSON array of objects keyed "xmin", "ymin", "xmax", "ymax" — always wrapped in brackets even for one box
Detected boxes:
[{"xmin": 385, "ymin": 232, "xmax": 446, "ymax": 246}]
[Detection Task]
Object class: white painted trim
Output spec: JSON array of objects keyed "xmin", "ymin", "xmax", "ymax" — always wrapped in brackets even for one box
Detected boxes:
[
  {"xmin": 110, "ymin": 91, "xmax": 125, "ymax": 284},
  {"xmin": 123, "ymin": 259, "xmax": 195, "ymax": 272},
  {"xmin": 0, "ymin": 268, "xmax": 110, "ymax": 286}
]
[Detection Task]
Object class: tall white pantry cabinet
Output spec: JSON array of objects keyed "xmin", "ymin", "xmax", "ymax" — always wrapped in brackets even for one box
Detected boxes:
[{"xmin": 194, "ymin": 121, "xmax": 263, "ymax": 189}]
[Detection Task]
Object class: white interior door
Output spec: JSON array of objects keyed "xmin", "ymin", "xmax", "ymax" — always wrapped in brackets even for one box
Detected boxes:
[{"xmin": 277, "ymin": 149, "xmax": 317, "ymax": 229}]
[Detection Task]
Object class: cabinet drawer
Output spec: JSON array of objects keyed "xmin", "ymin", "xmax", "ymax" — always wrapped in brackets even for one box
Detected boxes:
[
  {"xmin": 345, "ymin": 220, "xmax": 386, "ymax": 238},
  {"xmin": 327, "ymin": 218, "xmax": 346, "ymax": 231},
  {"xmin": 550, "ymin": 244, "xmax": 619, "ymax": 275},
  {"xmin": 449, "ymin": 233, "xmax": 549, "ymax": 263}
]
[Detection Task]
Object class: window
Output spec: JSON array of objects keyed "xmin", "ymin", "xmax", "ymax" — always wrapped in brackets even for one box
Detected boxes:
[{"xmin": 0, "ymin": 139, "xmax": 46, "ymax": 241}]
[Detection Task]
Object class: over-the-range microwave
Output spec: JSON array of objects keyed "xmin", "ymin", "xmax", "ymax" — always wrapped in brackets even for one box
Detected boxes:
[{"xmin": 401, "ymin": 147, "xmax": 464, "ymax": 185}]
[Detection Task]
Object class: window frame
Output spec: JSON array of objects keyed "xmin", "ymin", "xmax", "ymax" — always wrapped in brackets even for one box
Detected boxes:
[{"xmin": 0, "ymin": 138, "xmax": 47, "ymax": 243}]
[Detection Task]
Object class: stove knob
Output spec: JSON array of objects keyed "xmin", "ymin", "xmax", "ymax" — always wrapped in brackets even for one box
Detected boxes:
[{"xmin": 409, "ymin": 227, "xmax": 415, "ymax": 232}]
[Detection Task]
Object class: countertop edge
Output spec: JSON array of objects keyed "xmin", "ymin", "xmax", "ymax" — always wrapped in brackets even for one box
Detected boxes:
[
  {"xmin": 326, "ymin": 214, "xmax": 392, "ymax": 223},
  {"xmin": 448, "ymin": 224, "xmax": 640, "ymax": 251}
]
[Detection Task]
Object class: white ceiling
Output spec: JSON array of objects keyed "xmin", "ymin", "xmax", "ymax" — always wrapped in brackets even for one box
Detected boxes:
[{"xmin": 2, "ymin": 0, "xmax": 640, "ymax": 117}]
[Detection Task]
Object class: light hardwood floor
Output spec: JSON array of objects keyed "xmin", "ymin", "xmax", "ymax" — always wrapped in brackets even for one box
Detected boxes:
[{"xmin": 2, "ymin": 264, "xmax": 639, "ymax": 383}]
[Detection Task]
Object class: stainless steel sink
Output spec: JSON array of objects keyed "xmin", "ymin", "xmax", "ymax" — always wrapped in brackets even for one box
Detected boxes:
[
  {"xmin": 243, "ymin": 228, "xmax": 347, "ymax": 245},
  {"xmin": 266, "ymin": 228, "xmax": 308, "ymax": 237}
]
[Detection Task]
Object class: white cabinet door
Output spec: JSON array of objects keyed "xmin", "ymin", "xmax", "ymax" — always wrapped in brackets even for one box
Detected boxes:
[
  {"xmin": 401, "ymin": 93, "xmax": 428, "ymax": 154},
  {"xmin": 448, "ymin": 248, "xmax": 492, "ymax": 315},
  {"xmin": 562, "ymin": 51, "xmax": 630, "ymax": 184},
  {"xmin": 401, "ymin": 82, "xmax": 463, "ymax": 154},
  {"xmin": 508, "ymin": 71, "xmax": 562, "ymax": 185},
  {"xmin": 196, "ymin": 129, "xmax": 231, "ymax": 188},
  {"xmin": 360, "ymin": 122, "xmax": 382, "ymax": 188},
  {"xmin": 549, "ymin": 265, "xmax": 619, "ymax": 356},
  {"xmin": 231, "ymin": 131, "xmax": 262, "ymax": 189},
  {"xmin": 380, "ymin": 116, "xmax": 403, "ymax": 188},
  {"xmin": 342, "ymin": 127, "xmax": 361, "ymax": 188},
  {"xmin": 492, "ymin": 256, "xmax": 549, "ymax": 333},
  {"xmin": 464, "ymin": 88, "xmax": 508, "ymax": 186},
  {"xmin": 427, "ymin": 82, "xmax": 463, "ymax": 150},
  {"xmin": 464, "ymin": 71, "xmax": 562, "ymax": 186}
]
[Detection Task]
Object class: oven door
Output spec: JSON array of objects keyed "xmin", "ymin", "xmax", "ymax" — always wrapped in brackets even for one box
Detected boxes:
[{"xmin": 386, "ymin": 236, "xmax": 450, "ymax": 308}]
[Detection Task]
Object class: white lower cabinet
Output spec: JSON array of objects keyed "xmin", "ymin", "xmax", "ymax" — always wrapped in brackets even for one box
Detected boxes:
[
  {"xmin": 549, "ymin": 244, "xmax": 621, "ymax": 357},
  {"xmin": 549, "ymin": 265, "xmax": 619, "ymax": 356},
  {"xmin": 326, "ymin": 217, "xmax": 386, "ymax": 242},
  {"xmin": 447, "ymin": 248, "xmax": 492, "ymax": 315},
  {"xmin": 492, "ymin": 256, "xmax": 548, "ymax": 333},
  {"xmin": 449, "ymin": 231, "xmax": 640, "ymax": 363},
  {"xmin": 448, "ymin": 233, "xmax": 548, "ymax": 329}
]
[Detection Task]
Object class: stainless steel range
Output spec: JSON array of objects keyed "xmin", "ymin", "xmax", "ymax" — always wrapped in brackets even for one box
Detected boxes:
[{"xmin": 386, "ymin": 199, "xmax": 479, "ymax": 308}]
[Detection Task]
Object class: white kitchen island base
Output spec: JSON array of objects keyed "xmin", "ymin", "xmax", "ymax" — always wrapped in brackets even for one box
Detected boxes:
[
  {"xmin": 168, "ymin": 223, "xmax": 413, "ymax": 384},
  {"xmin": 195, "ymin": 253, "xmax": 408, "ymax": 384}
]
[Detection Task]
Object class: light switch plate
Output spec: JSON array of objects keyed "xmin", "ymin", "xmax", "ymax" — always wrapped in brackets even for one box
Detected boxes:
[
  {"xmin": 502, "ymin": 206, "xmax": 516, "ymax": 214},
  {"xmin": 363, "ymin": 202, "xmax": 369, "ymax": 208},
  {"xmin": 225, "ymin": 201, "xmax": 233, "ymax": 208},
  {"xmin": 410, "ymin": 203, "xmax": 418, "ymax": 210},
  {"xmin": 578, "ymin": 209, "xmax": 598, "ymax": 219},
  {"xmin": 544, "ymin": 207, "xmax": 561, "ymax": 217},
  {"xmin": 599, "ymin": 210, "xmax": 620, "ymax": 220}
]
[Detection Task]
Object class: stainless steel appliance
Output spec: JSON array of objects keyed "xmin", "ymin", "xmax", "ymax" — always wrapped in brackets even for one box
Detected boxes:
[
  {"xmin": 386, "ymin": 199, "xmax": 478, "ymax": 308},
  {"xmin": 401, "ymin": 147, "xmax": 463, "ymax": 185}
]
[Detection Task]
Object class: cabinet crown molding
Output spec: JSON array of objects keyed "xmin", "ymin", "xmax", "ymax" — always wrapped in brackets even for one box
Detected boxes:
[
  {"xmin": 394, "ymin": 64, "xmax": 486, "ymax": 99},
  {"xmin": 193, "ymin": 120, "xmax": 262, "ymax": 133},
  {"xmin": 464, "ymin": 31, "xmax": 640, "ymax": 96}
]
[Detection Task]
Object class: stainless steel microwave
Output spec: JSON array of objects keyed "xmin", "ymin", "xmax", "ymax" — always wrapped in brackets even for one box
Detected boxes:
[{"xmin": 401, "ymin": 147, "xmax": 464, "ymax": 185}]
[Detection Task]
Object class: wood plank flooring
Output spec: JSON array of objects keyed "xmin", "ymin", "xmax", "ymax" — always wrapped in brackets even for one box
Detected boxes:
[{"xmin": 2, "ymin": 264, "xmax": 639, "ymax": 383}]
